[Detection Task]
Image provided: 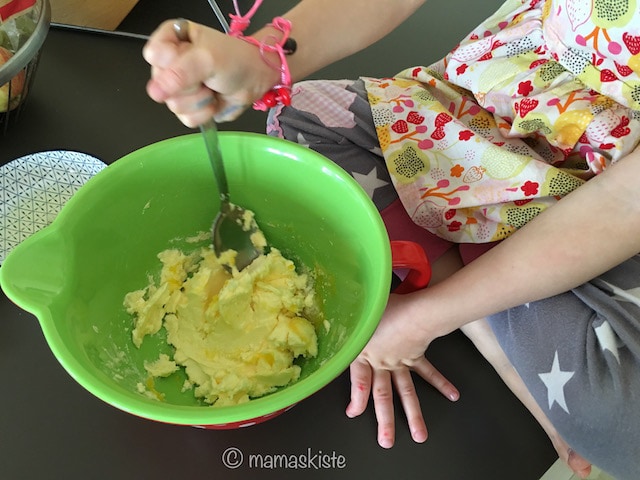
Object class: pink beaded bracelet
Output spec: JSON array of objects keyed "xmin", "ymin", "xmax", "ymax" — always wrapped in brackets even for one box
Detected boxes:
[{"xmin": 227, "ymin": 1, "xmax": 296, "ymax": 111}]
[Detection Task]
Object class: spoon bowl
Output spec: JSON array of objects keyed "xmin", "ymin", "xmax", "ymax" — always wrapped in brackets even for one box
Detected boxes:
[
  {"xmin": 199, "ymin": 119, "xmax": 263, "ymax": 270},
  {"xmin": 213, "ymin": 198, "xmax": 264, "ymax": 270}
]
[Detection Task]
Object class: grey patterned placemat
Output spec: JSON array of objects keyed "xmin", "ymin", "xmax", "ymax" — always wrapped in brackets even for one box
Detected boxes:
[{"xmin": 0, "ymin": 151, "xmax": 106, "ymax": 264}]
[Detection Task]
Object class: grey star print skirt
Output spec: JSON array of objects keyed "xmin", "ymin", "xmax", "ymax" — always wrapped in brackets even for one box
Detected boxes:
[
  {"xmin": 267, "ymin": 78, "xmax": 640, "ymax": 479},
  {"xmin": 488, "ymin": 257, "xmax": 640, "ymax": 480}
]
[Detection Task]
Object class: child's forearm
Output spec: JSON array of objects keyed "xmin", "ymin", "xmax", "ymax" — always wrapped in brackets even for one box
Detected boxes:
[
  {"xmin": 251, "ymin": 0, "xmax": 427, "ymax": 81},
  {"xmin": 419, "ymin": 149, "xmax": 640, "ymax": 338}
]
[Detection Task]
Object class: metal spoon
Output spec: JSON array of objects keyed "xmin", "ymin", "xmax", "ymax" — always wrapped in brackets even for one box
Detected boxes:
[
  {"xmin": 206, "ymin": 0, "xmax": 231, "ymax": 33},
  {"xmin": 173, "ymin": 19, "xmax": 263, "ymax": 271}
]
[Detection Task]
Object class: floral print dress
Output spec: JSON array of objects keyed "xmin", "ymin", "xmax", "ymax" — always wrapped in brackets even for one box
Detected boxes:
[{"xmin": 364, "ymin": 0, "xmax": 640, "ymax": 243}]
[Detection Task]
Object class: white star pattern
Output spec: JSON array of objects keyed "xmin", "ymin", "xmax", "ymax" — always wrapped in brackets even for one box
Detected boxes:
[
  {"xmin": 370, "ymin": 146, "xmax": 383, "ymax": 156},
  {"xmin": 600, "ymin": 280, "xmax": 640, "ymax": 309},
  {"xmin": 594, "ymin": 320, "xmax": 623, "ymax": 364},
  {"xmin": 296, "ymin": 132, "xmax": 311, "ymax": 147},
  {"xmin": 352, "ymin": 167, "xmax": 389, "ymax": 199},
  {"xmin": 538, "ymin": 351, "xmax": 575, "ymax": 414}
]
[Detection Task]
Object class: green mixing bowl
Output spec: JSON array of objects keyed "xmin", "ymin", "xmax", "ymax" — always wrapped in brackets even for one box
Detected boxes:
[{"xmin": 0, "ymin": 132, "xmax": 402, "ymax": 428}]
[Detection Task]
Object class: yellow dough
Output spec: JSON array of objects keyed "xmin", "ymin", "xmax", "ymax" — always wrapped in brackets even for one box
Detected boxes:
[{"xmin": 124, "ymin": 245, "xmax": 319, "ymax": 406}]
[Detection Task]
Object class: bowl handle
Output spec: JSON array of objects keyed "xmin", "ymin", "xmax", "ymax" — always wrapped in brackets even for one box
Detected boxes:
[
  {"xmin": 390, "ymin": 240, "xmax": 432, "ymax": 294},
  {"xmin": 0, "ymin": 229, "xmax": 66, "ymax": 313}
]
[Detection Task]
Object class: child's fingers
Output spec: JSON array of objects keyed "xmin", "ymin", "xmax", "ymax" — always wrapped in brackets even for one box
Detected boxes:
[
  {"xmin": 142, "ymin": 20, "xmax": 184, "ymax": 68},
  {"xmin": 413, "ymin": 356, "xmax": 460, "ymax": 402},
  {"xmin": 371, "ymin": 368, "xmax": 396, "ymax": 449},
  {"xmin": 346, "ymin": 358, "xmax": 373, "ymax": 418},
  {"xmin": 391, "ymin": 368, "xmax": 428, "ymax": 443}
]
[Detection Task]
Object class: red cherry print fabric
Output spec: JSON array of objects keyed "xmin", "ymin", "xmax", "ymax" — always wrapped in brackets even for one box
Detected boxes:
[{"xmin": 364, "ymin": 0, "xmax": 640, "ymax": 243}]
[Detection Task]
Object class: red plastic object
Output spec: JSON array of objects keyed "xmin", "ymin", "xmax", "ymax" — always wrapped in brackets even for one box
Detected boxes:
[
  {"xmin": 390, "ymin": 240, "xmax": 431, "ymax": 294},
  {"xmin": 199, "ymin": 405, "xmax": 295, "ymax": 429}
]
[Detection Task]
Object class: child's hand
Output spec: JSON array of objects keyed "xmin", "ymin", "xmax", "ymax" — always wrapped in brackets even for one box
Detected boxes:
[
  {"xmin": 345, "ymin": 293, "xmax": 460, "ymax": 448},
  {"xmin": 142, "ymin": 20, "xmax": 279, "ymax": 127}
]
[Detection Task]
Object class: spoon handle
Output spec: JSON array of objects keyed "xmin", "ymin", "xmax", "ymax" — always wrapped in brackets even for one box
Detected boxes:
[
  {"xmin": 171, "ymin": 20, "xmax": 230, "ymax": 205},
  {"xmin": 207, "ymin": 0, "xmax": 231, "ymax": 33},
  {"xmin": 200, "ymin": 119, "xmax": 230, "ymax": 204}
]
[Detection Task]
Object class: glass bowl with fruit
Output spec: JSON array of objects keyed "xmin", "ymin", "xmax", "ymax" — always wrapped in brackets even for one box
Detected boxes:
[{"xmin": 0, "ymin": 0, "xmax": 50, "ymax": 133}]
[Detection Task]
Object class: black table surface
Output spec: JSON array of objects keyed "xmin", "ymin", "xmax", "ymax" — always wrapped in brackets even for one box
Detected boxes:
[{"xmin": 0, "ymin": 1, "xmax": 557, "ymax": 478}]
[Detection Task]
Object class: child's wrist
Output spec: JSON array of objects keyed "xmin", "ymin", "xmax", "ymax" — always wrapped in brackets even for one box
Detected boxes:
[{"xmin": 229, "ymin": 15, "xmax": 296, "ymax": 111}]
